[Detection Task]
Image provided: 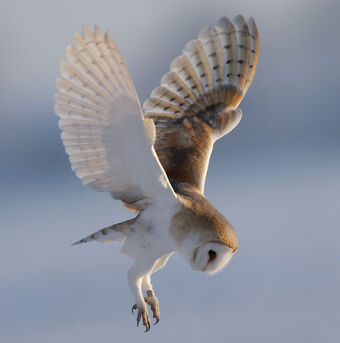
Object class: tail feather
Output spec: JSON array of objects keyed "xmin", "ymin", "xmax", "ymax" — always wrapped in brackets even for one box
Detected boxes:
[{"xmin": 72, "ymin": 218, "xmax": 135, "ymax": 245}]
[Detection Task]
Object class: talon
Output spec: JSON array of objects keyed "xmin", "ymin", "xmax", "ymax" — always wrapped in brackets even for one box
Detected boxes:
[
  {"xmin": 131, "ymin": 304, "xmax": 151, "ymax": 332},
  {"xmin": 144, "ymin": 291, "xmax": 160, "ymax": 325},
  {"xmin": 137, "ymin": 310, "xmax": 141, "ymax": 327},
  {"xmin": 142, "ymin": 309, "xmax": 151, "ymax": 332}
]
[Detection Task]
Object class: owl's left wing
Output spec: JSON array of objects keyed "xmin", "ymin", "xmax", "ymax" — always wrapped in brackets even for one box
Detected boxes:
[
  {"xmin": 55, "ymin": 26, "xmax": 178, "ymax": 210},
  {"xmin": 144, "ymin": 16, "xmax": 259, "ymax": 193}
]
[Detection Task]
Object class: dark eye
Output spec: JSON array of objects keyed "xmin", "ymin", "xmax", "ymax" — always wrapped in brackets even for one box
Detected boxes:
[{"xmin": 208, "ymin": 250, "xmax": 217, "ymax": 263}]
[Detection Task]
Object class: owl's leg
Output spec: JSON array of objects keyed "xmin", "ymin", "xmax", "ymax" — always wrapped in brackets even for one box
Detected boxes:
[
  {"xmin": 128, "ymin": 260, "xmax": 157, "ymax": 332},
  {"xmin": 141, "ymin": 254, "xmax": 172, "ymax": 324}
]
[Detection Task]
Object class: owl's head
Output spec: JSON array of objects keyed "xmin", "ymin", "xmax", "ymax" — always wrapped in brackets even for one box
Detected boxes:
[
  {"xmin": 170, "ymin": 194, "xmax": 238, "ymax": 274},
  {"xmin": 190, "ymin": 240, "xmax": 234, "ymax": 274},
  {"xmin": 173, "ymin": 232, "xmax": 236, "ymax": 274}
]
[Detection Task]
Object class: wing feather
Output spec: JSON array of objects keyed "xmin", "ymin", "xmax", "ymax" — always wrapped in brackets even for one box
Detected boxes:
[
  {"xmin": 143, "ymin": 16, "xmax": 259, "ymax": 193},
  {"xmin": 55, "ymin": 26, "xmax": 178, "ymax": 209}
]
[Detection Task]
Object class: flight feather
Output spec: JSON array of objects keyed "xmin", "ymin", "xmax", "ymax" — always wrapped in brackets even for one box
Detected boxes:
[
  {"xmin": 55, "ymin": 26, "xmax": 178, "ymax": 209},
  {"xmin": 143, "ymin": 16, "xmax": 259, "ymax": 192}
]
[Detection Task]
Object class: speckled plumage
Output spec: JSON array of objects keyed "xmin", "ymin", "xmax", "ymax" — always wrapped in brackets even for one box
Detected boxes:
[{"xmin": 55, "ymin": 15, "xmax": 259, "ymax": 332}]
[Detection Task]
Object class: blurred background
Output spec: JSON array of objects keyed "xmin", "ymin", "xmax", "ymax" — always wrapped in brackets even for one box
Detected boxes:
[{"xmin": 1, "ymin": 0, "xmax": 339, "ymax": 342}]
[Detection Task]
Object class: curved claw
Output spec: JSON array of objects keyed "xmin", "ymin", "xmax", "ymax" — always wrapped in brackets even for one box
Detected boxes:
[
  {"xmin": 132, "ymin": 304, "xmax": 138, "ymax": 314},
  {"xmin": 132, "ymin": 304, "xmax": 151, "ymax": 332},
  {"xmin": 144, "ymin": 292, "xmax": 160, "ymax": 325}
]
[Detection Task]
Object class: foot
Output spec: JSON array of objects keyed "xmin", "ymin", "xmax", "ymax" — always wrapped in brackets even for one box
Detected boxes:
[
  {"xmin": 132, "ymin": 303, "xmax": 151, "ymax": 332},
  {"xmin": 144, "ymin": 290, "xmax": 160, "ymax": 325}
]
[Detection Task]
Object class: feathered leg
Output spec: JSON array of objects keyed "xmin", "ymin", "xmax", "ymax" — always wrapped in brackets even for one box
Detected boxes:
[
  {"xmin": 140, "ymin": 254, "xmax": 172, "ymax": 325},
  {"xmin": 129, "ymin": 259, "xmax": 159, "ymax": 332}
]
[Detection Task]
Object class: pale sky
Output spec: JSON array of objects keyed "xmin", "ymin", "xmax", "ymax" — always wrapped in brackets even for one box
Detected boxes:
[{"xmin": 1, "ymin": 0, "xmax": 339, "ymax": 342}]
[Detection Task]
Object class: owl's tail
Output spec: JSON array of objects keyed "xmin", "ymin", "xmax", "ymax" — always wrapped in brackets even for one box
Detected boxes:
[
  {"xmin": 72, "ymin": 218, "xmax": 136, "ymax": 245},
  {"xmin": 144, "ymin": 15, "xmax": 259, "ymax": 120}
]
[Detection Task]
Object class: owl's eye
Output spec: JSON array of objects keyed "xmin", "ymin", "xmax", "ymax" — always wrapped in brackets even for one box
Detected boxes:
[{"xmin": 208, "ymin": 249, "xmax": 217, "ymax": 263}]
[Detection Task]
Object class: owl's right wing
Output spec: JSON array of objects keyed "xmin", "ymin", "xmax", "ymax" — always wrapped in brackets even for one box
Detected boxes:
[{"xmin": 54, "ymin": 26, "xmax": 178, "ymax": 210}]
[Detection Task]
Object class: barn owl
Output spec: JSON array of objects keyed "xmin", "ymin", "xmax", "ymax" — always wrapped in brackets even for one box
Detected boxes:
[{"xmin": 54, "ymin": 15, "xmax": 259, "ymax": 331}]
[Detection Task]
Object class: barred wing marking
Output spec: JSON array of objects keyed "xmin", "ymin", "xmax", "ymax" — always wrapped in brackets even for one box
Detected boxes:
[
  {"xmin": 143, "ymin": 16, "xmax": 259, "ymax": 192},
  {"xmin": 144, "ymin": 15, "xmax": 259, "ymax": 125}
]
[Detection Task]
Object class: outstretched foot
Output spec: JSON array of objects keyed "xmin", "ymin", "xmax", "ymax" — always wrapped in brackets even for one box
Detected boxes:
[
  {"xmin": 132, "ymin": 303, "xmax": 151, "ymax": 332},
  {"xmin": 144, "ymin": 290, "xmax": 160, "ymax": 325}
]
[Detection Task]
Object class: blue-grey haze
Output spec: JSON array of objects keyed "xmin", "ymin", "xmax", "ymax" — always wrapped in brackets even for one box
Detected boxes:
[{"xmin": 1, "ymin": 0, "xmax": 339, "ymax": 342}]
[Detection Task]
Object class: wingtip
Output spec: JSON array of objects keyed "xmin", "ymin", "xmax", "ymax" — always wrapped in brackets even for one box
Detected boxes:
[
  {"xmin": 71, "ymin": 239, "xmax": 84, "ymax": 246},
  {"xmin": 105, "ymin": 30, "xmax": 114, "ymax": 44},
  {"xmin": 94, "ymin": 25, "xmax": 104, "ymax": 38},
  {"xmin": 248, "ymin": 17, "xmax": 259, "ymax": 37},
  {"xmin": 72, "ymin": 32, "xmax": 84, "ymax": 47},
  {"xmin": 198, "ymin": 25, "xmax": 212, "ymax": 40},
  {"xmin": 82, "ymin": 24, "xmax": 93, "ymax": 37},
  {"xmin": 216, "ymin": 16, "xmax": 232, "ymax": 28},
  {"xmin": 234, "ymin": 14, "xmax": 246, "ymax": 26}
]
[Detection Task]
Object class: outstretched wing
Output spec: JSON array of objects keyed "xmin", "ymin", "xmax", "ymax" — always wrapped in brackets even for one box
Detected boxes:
[
  {"xmin": 54, "ymin": 26, "xmax": 178, "ymax": 210},
  {"xmin": 143, "ymin": 16, "xmax": 259, "ymax": 193}
]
